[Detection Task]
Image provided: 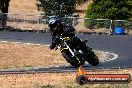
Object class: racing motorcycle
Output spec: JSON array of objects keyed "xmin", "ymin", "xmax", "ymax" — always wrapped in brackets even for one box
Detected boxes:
[{"xmin": 55, "ymin": 34, "xmax": 99, "ymax": 67}]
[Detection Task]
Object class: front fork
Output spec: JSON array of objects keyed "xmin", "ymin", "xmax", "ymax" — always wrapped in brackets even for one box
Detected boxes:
[{"xmin": 60, "ymin": 42, "xmax": 82, "ymax": 64}]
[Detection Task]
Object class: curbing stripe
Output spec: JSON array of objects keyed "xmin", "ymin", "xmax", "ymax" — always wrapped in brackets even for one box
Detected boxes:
[
  {"xmin": 1, "ymin": 41, "xmax": 8, "ymax": 43},
  {"xmin": 103, "ymin": 52, "xmax": 118, "ymax": 62},
  {"xmin": 0, "ymin": 41, "xmax": 50, "ymax": 46}
]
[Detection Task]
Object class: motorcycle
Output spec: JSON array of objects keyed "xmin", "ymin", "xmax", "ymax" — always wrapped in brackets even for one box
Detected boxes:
[{"xmin": 55, "ymin": 35, "xmax": 99, "ymax": 67}]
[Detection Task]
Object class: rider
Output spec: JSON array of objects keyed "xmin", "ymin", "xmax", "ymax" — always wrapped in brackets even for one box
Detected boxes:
[{"xmin": 48, "ymin": 16, "xmax": 91, "ymax": 53}]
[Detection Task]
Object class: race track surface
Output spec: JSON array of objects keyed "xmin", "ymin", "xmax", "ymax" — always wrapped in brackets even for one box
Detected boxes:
[{"xmin": 0, "ymin": 31, "xmax": 132, "ymax": 72}]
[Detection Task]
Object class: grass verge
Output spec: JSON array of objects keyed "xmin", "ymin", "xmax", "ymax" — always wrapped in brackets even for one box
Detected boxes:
[
  {"xmin": 0, "ymin": 42, "xmax": 104, "ymax": 69},
  {"xmin": 0, "ymin": 69, "xmax": 131, "ymax": 88}
]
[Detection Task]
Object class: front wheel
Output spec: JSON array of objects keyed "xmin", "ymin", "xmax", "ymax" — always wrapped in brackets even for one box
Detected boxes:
[
  {"xmin": 86, "ymin": 51, "xmax": 99, "ymax": 66},
  {"xmin": 61, "ymin": 50, "xmax": 84, "ymax": 67}
]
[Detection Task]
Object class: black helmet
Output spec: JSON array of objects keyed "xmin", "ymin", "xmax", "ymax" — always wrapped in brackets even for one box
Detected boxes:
[{"xmin": 48, "ymin": 16, "xmax": 62, "ymax": 32}]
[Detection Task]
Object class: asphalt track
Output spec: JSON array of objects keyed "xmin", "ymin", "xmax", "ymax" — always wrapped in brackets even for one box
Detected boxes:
[{"xmin": 0, "ymin": 31, "xmax": 132, "ymax": 73}]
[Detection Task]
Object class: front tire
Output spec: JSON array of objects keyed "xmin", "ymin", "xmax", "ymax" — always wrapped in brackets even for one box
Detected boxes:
[{"xmin": 61, "ymin": 50, "xmax": 84, "ymax": 67}]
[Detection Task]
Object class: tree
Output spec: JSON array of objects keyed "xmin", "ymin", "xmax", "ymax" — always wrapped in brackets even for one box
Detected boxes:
[
  {"xmin": 36, "ymin": 0, "xmax": 88, "ymax": 17},
  {"xmin": 85, "ymin": 0, "xmax": 132, "ymax": 20}
]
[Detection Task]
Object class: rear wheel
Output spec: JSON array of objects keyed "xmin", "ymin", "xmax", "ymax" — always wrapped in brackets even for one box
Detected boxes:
[
  {"xmin": 61, "ymin": 50, "xmax": 84, "ymax": 67},
  {"xmin": 86, "ymin": 51, "xmax": 99, "ymax": 66}
]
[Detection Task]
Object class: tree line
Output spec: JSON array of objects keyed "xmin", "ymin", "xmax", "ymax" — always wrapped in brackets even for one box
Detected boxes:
[
  {"xmin": 36, "ymin": 0, "xmax": 87, "ymax": 17},
  {"xmin": 0, "ymin": 0, "xmax": 131, "ymax": 30},
  {"xmin": 85, "ymin": 0, "xmax": 132, "ymax": 20},
  {"xmin": 37, "ymin": 0, "xmax": 131, "ymax": 20}
]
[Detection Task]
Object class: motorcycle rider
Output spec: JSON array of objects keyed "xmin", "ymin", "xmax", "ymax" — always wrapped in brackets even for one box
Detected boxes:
[
  {"xmin": 48, "ymin": 16, "xmax": 91, "ymax": 53},
  {"xmin": 48, "ymin": 16, "xmax": 99, "ymax": 67}
]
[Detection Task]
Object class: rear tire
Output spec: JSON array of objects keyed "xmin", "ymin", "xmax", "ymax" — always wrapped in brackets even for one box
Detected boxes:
[
  {"xmin": 86, "ymin": 51, "xmax": 99, "ymax": 66},
  {"xmin": 61, "ymin": 50, "xmax": 84, "ymax": 67}
]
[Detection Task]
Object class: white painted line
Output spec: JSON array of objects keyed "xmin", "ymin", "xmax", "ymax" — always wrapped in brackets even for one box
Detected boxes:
[
  {"xmin": 110, "ymin": 53, "xmax": 119, "ymax": 60},
  {"xmin": 24, "ymin": 43, "xmax": 32, "ymax": 45},
  {"xmin": 24, "ymin": 68, "xmax": 31, "ymax": 70},
  {"xmin": 65, "ymin": 64, "xmax": 70, "ymax": 66},
  {"xmin": 34, "ymin": 44, "xmax": 41, "ymax": 46},
  {"xmin": 1, "ymin": 41, "xmax": 8, "ymax": 43},
  {"xmin": 45, "ymin": 67, "xmax": 49, "ymax": 68},
  {"xmin": 34, "ymin": 68, "xmax": 39, "ymax": 70},
  {"xmin": 101, "ymin": 52, "xmax": 119, "ymax": 62},
  {"xmin": 13, "ymin": 42, "xmax": 21, "ymax": 44},
  {"xmin": 105, "ymin": 52, "xmax": 109, "ymax": 53},
  {"xmin": 55, "ymin": 65, "xmax": 59, "ymax": 68},
  {"xmin": 44, "ymin": 45, "xmax": 50, "ymax": 46},
  {"xmin": 0, "ymin": 41, "xmax": 51, "ymax": 47}
]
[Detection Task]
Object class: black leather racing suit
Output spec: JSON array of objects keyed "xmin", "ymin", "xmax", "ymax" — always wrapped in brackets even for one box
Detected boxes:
[
  {"xmin": 50, "ymin": 25, "xmax": 90, "ymax": 53},
  {"xmin": 50, "ymin": 25, "xmax": 75, "ymax": 49}
]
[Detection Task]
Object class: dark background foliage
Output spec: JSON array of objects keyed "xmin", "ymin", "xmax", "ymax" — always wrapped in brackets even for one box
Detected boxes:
[
  {"xmin": 36, "ymin": 0, "xmax": 87, "ymax": 17},
  {"xmin": 85, "ymin": 0, "xmax": 132, "ymax": 20}
]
